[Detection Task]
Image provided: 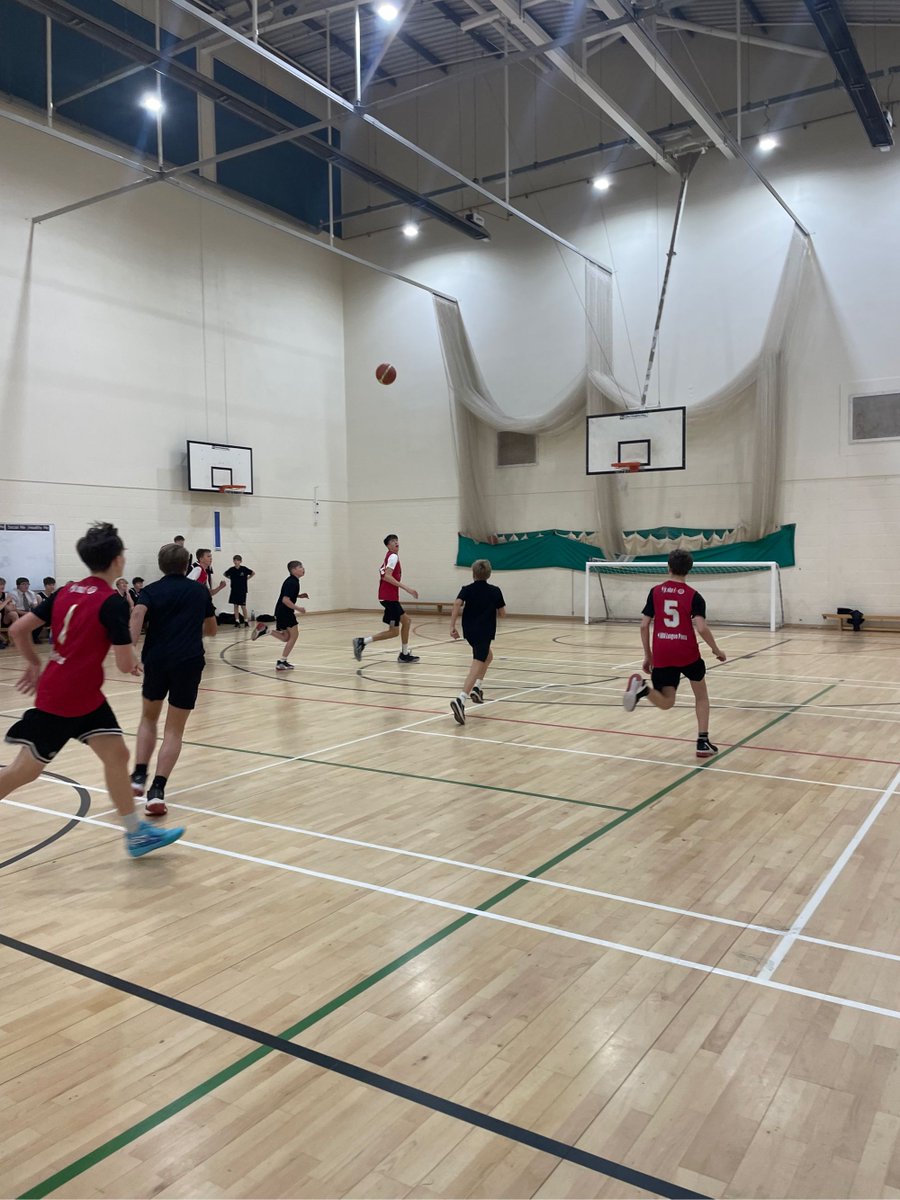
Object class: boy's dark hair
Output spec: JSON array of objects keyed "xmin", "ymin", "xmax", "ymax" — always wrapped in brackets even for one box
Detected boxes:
[
  {"xmin": 16, "ymin": 577, "xmax": 29, "ymax": 586},
  {"xmin": 76, "ymin": 523, "xmax": 124, "ymax": 573},
  {"xmin": 668, "ymin": 549, "xmax": 694, "ymax": 577},
  {"xmin": 472, "ymin": 559, "xmax": 492, "ymax": 581},
  {"xmin": 174, "ymin": 535, "xmax": 185, "ymax": 544},
  {"xmin": 233, "ymin": 555, "xmax": 242, "ymax": 562},
  {"xmin": 158, "ymin": 543, "xmax": 191, "ymax": 575},
  {"xmin": 43, "ymin": 577, "xmax": 55, "ymax": 587},
  {"xmin": 287, "ymin": 560, "xmax": 303, "ymax": 571},
  {"xmin": 196, "ymin": 548, "xmax": 211, "ymax": 560},
  {"xmin": 383, "ymin": 533, "xmax": 398, "ymax": 547},
  {"xmin": 132, "ymin": 577, "xmax": 143, "ymax": 585}
]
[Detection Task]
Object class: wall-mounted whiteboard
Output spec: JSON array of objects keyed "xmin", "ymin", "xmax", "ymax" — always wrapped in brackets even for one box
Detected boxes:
[
  {"xmin": 0, "ymin": 525, "xmax": 55, "ymax": 587},
  {"xmin": 187, "ymin": 441, "xmax": 254, "ymax": 494}
]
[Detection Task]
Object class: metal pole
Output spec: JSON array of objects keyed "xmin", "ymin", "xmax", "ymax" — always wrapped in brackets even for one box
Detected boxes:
[
  {"xmin": 155, "ymin": 0, "xmax": 164, "ymax": 169},
  {"xmin": 45, "ymin": 17, "xmax": 53, "ymax": 126},
  {"xmin": 252, "ymin": 0, "xmax": 259, "ymax": 42},
  {"xmin": 640, "ymin": 154, "xmax": 698, "ymax": 406},
  {"xmin": 736, "ymin": 0, "xmax": 742, "ymax": 145},
  {"xmin": 354, "ymin": 5, "xmax": 362, "ymax": 106},
  {"xmin": 584, "ymin": 565, "xmax": 591, "ymax": 625},
  {"xmin": 327, "ymin": 9, "xmax": 334, "ymax": 245},
  {"xmin": 504, "ymin": 29, "xmax": 510, "ymax": 207}
]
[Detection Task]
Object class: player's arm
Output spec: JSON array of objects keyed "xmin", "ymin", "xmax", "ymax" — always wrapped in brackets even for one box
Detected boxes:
[
  {"xmin": 382, "ymin": 570, "xmax": 418, "ymax": 600},
  {"xmin": 129, "ymin": 604, "xmax": 147, "ymax": 645},
  {"xmin": 211, "ymin": 580, "xmax": 226, "ymax": 596},
  {"xmin": 101, "ymin": 596, "xmax": 141, "ymax": 675},
  {"xmin": 449, "ymin": 598, "xmax": 463, "ymax": 639},
  {"xmin": 113, "ymin": 643, "xmax": 142, "ymax": 675},
  {"xmin": 640, "ymin": 615, "xmax": 653, "ymax": 672},
  {"xmin": 693, "ymin": 616, "xmax": 726, "ymax": 661},
  {"xmin": 203, "ymin": 594, "xmax": 218, "ymax": 637},
  {"xmin": 10, "ymin": 613, "xmax": 46, "ymax": 693},
  {"xmin": 281, "ymin": 593, "xmax": 306, "ymax": 616}
]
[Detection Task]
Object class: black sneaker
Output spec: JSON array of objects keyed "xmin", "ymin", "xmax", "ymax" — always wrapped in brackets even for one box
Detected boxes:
[
  {"xmin": 450, "ymin": 697, "xmax": 466, "ymax": 725},
  {"xmin": 276, "ymin": 659, "xmax": 294, "ymax": 671},
  {"xmin": 251, "ymin": 623, "xmax": 267, "ymax": 641},
  {"xmin": 470, "ymin": 686, "xmax": 484, "ymax": 704},
  {"xmin": 352, "ymin": 637, "xmax": 364, "ymax": 662},
  {"xmin": 398, "ymin": 652, "xmax": 420, "ymax": 664},
  {"xmin": 696, "ymin": 738, "xmax": 719, "ymax": 759},
  {"xmin": 131, "ymin": 768, "xmax": 147, "ymax": 798},
  {"xmin": 145, "ymin": 782, "xmax": 167, "ymax": 818}
]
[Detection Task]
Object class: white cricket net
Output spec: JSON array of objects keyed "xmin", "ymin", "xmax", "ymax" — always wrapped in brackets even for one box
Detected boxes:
[{"xmin": 585, "ymin": 562, "xmax": 783, "ymax": 630}]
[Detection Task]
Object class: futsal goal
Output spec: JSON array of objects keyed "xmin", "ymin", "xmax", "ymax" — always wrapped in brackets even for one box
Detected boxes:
[{"xmin": 584, "ymin": 561, "xmax": 784, "ymax": 631}]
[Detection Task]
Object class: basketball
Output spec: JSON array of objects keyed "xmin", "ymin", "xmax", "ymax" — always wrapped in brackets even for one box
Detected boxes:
[{"xmin": 375, "ymin": 362, "xmax": 397, "ymax": 385}]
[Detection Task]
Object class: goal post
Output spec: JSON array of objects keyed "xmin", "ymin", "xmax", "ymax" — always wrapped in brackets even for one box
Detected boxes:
[{"xmin": 584, "ymin": 560, "xmax": 783, "ymax": 632}]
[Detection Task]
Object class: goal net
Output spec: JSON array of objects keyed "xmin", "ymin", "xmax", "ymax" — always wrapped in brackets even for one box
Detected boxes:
[{"xmin": 584, "ymin": 561, "xmax": 784, "ymax": 631}]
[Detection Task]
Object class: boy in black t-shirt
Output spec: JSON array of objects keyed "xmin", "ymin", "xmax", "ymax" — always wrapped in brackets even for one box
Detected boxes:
[
  {"xmin": 251, "ymin": 561, "xmax": 307, "ymax": 671},
  {"xmin": 129, "ymin": 542, "xmax": 218, "ymax": 815},
  {"xmin": 224, "ymin": 555, "xmax": 255, "ymax": 626},
  {"xmin": 449, "ymin": 559, "xmax": 506, "ymax": 725}
]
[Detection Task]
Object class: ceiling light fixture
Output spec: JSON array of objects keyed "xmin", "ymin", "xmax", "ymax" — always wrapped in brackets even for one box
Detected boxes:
[
  {"xmin": 402, "ymin": 222, "xmax": 419, "ymax": 238},
  {"xmin": 759, "ymin": 134, "xmax": 778, "ymax": 152},
  {"xmin": 376, "ymin": 2, "xmax": 399, "ymax": 19},
  {"xmin": 140, "ymin": 92, "xmax": 164, "ymax": 114},
  {"xmin": 591, "ymin": 175, "xmax": 611, "ymax": 192}
]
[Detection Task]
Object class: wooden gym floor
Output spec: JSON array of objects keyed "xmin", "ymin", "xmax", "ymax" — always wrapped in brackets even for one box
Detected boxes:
[{"xmin": 3, "ymin": 613, "xmax": 900, "ymax": 1200}]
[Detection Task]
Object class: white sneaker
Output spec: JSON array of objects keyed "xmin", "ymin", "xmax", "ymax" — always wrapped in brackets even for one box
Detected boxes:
[{"xmin": 623, "ymin": 673, "xmax": 647, "ymax": 712}]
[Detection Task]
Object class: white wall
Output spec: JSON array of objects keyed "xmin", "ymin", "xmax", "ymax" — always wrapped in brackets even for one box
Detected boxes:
[
  {"xmin": 343, "ymin": 113, "xmax": 900, "ymax": 623},
  {"xmin": 0, "ymin": 115, "xmax": 350, "ymax": 612}
]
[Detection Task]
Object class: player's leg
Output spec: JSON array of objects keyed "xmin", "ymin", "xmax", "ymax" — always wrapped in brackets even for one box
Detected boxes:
[
  {"xmin": 451, "ymin": 645, "xmax": 490, "ymax": 725},
  {"xmin": 0, "ymin": 745, "xmax": 45, "ymax": 798},
  {"xmin": 133, "ymin": 696, "xmax": 164, "ymax": 797},
  {"xmin": 276, "ymin": 625, "xmax": 299, "ymax": 669},
  {"xmin": 397, "ymin": 611, "xmax": 419, "ymax": 663},
  {"xmin": 87, "ymin": 731, "xmax": 184, "ymax": 856},
  {"xmin": 685, "ymin": 661, "xmax": 717, "ymax": 757},
  {"xmin": 624, "ymin": 666, "xmax": 678, "ymax": 712},
  {"xmin": 144, "ymin": 662, "xmax": 204, "ymax": 812}
]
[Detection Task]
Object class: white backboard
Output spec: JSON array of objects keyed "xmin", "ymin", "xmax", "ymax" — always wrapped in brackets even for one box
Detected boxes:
[
  {"xmin": 0, "ymin": 524, "xmax": 55, "ymax": 586},
  {"xmin": 187, "ymin": 441, "xmax": 254, "ymax": 494},
  {"xmin": 586, "ymin": 407, "xmax": 686, "ymax": 475}
]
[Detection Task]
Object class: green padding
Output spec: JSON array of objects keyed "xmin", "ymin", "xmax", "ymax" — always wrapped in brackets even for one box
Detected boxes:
[{"xmin": 456, "ymin": 524, "xmax": 795, "ymax": 571}]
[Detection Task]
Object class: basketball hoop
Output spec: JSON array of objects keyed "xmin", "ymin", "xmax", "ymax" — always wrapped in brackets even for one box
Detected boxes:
[
  {"xmin": 611, "ymin": 461, "xmax": 643, "ymax": 473},
  {"xmin": 216, "ymin": 484, "xmax": 247, "ymax": 493}
]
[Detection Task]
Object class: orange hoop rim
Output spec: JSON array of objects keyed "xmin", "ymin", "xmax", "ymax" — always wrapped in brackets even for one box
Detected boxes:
[
  {"xmin": 611, "ymin": 461, "xmax": 643, "ymax": 473},
  {"xmin": 215, "ymin": 484, "xmax": 247, "ymax": 492}
]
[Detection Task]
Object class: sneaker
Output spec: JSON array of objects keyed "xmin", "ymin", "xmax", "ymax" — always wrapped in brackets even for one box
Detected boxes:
[
  {"xmin": 696, "ymin": 738, "xmax": 719, "ymax": 759},
  {"xmin": 126, "ymin": 820, "xmax": 185, "ymax": 858},
  {"xmin": 450, "ymin": 697, "xmax": 466, "ymax": 725},
  {"xmin": 251, "ymin": 623, "xmax": 267, "ymax": 641},
  {"xmin": 352, "ymin": 637, "xmax": 365, "ymax": 662},
  {"xmin": 145, "ymin": 783, "xmax": 167, "ymax": 818},
  {"xmin": 470, "ymin": 686, "xmax": 484, "ymax": 704},
  {"xmin": 398, "ymin": 652, "xmax": 420, "ymax": 664},
  {"xmin": 131, "ymin": 768, "xmax": 148, "ymax": 798},
  {"xmin": 623, "ymin": 673, "xmax": 648, "ymax": 713},
  {"xmin": 276, "ymin": 659, "xmax": 295, "ymax": 671}
]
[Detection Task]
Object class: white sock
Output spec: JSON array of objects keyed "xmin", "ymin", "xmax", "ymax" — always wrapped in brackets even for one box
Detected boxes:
[
  {"xmin": 458, "ymin": 692, "xmax": 468, "ymax": 704},
  {"xmin": 122, "ymin": 811, "xmax": 140, "ymax": 834},
  {"xmin": 402, "ymin": 644, "xmax": 409, "ymax": 654},
  {"xmin": 363, "ymin": 636, "xmax": 373, "ymax": 645},
  {"xmin": 474, "ymin": 678, "xmax": 483, "ymax": 689}
]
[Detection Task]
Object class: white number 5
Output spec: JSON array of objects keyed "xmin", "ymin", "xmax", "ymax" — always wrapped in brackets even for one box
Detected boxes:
[{"xmin": 663, "ymin": 599, "xmax": 680, "ymax": 628}]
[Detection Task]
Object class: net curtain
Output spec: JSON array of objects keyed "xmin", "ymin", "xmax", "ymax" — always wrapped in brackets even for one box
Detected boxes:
[{"xmin": 434, "ymin": 227, "xmax": 809, "ymax": 556}]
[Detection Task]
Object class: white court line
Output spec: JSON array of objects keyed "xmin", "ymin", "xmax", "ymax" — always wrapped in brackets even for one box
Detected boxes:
[
  {"xmin": 402, "ymin": 728, "xmax": 886, "ymax": 794},
  {"xmin": 167, "ymin": 681, "xmax": 556, "ymax": 799},
  {"xmin": 758, "ymin": 764, "xmax": 900, "ymax": 981},
  {"xmin": 7, "ymin": 795, "xmax": 900, "ymax": 1024}
]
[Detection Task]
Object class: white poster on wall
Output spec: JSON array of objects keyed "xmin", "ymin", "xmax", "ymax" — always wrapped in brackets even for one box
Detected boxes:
[{"xmin": 0, "ymin": 525, "xmax": 56, "ymax": 588}]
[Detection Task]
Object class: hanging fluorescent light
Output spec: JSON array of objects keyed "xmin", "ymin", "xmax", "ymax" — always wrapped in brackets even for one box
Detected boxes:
[
  {"xmin": 140, "ymin": 92, "xmax": 164, "ymax": 114},
  {"xmin": 402, "ymin": 222, "xmax": 419, "ymax": 238},
  {"xmin": 591, "ymin": 175, "xmax": 611, "ymax": 192},
  {"xmin": 376, "ymin": 2, "xmax": 399, "ymax": 19},
  {"xmin": 758, "ymin": 134, "xmax": 778, "ymax": 152}
]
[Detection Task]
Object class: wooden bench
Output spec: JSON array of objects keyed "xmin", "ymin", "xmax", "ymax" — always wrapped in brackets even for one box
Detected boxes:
[
  {"xmin": 403, "ymin": 600, "xmax": 452, "ymax": 615},
  {"xmin": 823, "ymin": 612, "xmax": 900, "ymax": 633}
]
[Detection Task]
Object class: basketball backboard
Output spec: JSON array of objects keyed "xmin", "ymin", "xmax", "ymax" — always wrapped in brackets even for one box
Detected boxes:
[
  {"xmin": 586, "ymin": 406, "xmax": 685, "ymax": 475},
  {"xmin": 187, "ymin": 441, "xmax": 254, "ymax": 494}
]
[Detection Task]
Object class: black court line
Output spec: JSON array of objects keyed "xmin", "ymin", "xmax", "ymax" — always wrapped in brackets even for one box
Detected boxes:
[
  {"xmin": 0, "ymin": 768, "xmax": 91, "ymax": 870},
  {"xmin": 1, "ymin": 931, "xmax": 709, "ymax": 1200}
]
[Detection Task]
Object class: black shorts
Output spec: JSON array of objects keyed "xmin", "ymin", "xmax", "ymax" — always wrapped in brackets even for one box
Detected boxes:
[
  {"xmin": 5, "ymin": 701, "xmax": 122, "ymax": 764},
  {"xmin": 651, "ymin": 658, "xmax": 706, "ymax": 692},
  {"xmin": 276, "ymin": 611, "xmax": 298, "ymax": 631},
  {"xmin": 228, "ymin": 587, "xmax": 248, "ymax": 606},
  {"xmin": 380, "ymin": 600, "xmax": 405, "ymax": 626},
  {"xmin": 466, "ymin": 638, "xmax": 493, "ymax": 663},
  {"xmin": 142, "ymin": 658, "xmax": 205, "ymax": 710}
]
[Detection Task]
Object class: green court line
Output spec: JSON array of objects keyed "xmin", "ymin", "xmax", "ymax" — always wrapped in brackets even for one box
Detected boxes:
[{"xmin": 20, "ymin": 684, "xmax": 834, "ymax": 1199}]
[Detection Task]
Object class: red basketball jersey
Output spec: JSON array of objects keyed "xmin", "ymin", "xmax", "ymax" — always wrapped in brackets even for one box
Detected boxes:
[
  {"xmin": 647, "ymin": 581, "xmax": 701, "ymax": 668},
  {"xmin": 378, "ymin": 550, "xmax": 401, "ymax": 601},
  {"xmin": 36, "ymin": 579, "xmax": 125, "ymax": 717}
]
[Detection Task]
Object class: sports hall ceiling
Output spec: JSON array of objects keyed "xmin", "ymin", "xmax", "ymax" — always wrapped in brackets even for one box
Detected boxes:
[{"xmin": 1, "ymin": 0, "xmax": 897, "ymax": 238}]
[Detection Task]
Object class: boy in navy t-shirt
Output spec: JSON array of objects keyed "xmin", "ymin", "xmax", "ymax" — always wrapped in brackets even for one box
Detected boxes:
[{"xmin": 449, "ymin": 559, "xmax": 506, "ymax": 725}]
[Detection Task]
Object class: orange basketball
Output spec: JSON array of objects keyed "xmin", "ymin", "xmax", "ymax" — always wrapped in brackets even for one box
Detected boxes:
[{"xmin": 376, "ymin": 362, "xmax": 397, "ymax": 385}]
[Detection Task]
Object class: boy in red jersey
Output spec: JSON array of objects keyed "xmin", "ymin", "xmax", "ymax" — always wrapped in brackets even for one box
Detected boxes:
[
  {"xmin": 0, "ymin": 523, "xmax": 185, "ymax": 857},
  {"xmin": 352, "ymin": 534, "xmax": 420, "ymax": 664},
  {"xmin": 622, "ymin": 549, "xmax": 726, "ymax": 759}
]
